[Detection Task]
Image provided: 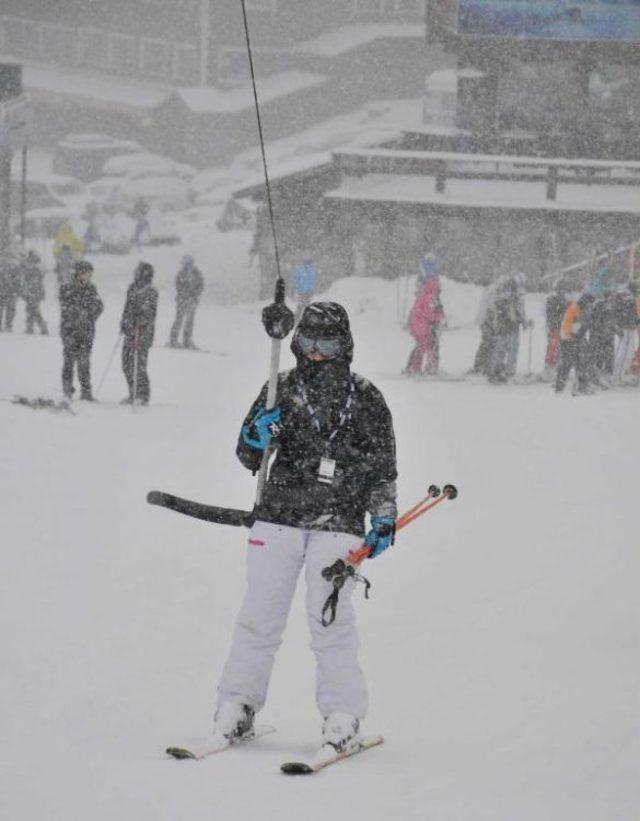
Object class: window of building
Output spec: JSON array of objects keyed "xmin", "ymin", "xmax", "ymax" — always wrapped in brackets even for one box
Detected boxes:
[
  {"xmin": 352, "ymin": 0, "xmax": 385, "ymax": 16},
  {"xmin": 245, "ymin": 0, "xmax": 278, "ymax": 15},
  {"xmin": 40, "ymin": 23, "xmax": 77, "ymax": 66},
  {"xmin": 392, "ymin": 0, "xmax": 426, "ymax": 17},
  {"xmin": 141, "ymin": 38, "xmax": 171, "ymax": 79},
  {"xmin": 173, "ymin": 42, "xmax": 198, "ymax": 85},
  {"xmin": 109, "ymin": 33, "xmax": 138, "ymax": 76},
  {"xmin": 79, "ymin": 28, "xmax": 109, "ymax": 72},
  {"xmin": 352, "ymin": 0, "xmax": 425, "ymax": 16},
  {"xmin": 217, "ymin": 46, "xmax": 251, "ymax": 88},
  {"xmin": 2, "ymin": 16, "xmax": 41, "ymax": 60}
]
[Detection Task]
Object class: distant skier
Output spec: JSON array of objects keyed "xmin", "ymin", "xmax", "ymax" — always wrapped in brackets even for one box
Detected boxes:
[
  {"xmin": 488, "ymin": 274, "xmax": 531, "ymax": 383},
  {"xmin": 59, "ymin": 260, "xmax": 103, "ymax": 400},
  {"xmin": 404, "ymin": 254, "xmax": 445, "ymax": 375},
  {"xmin": 470, "ymin": 275, "xmax": 506, "ymax": 376},
  {"xmin": 120, "ymin": 261, "xmax": 158, "ymax": 405},
  {"xmin": 54, "ymin": 244, "xmax": 76, "ymax": 287},
  {"xmin": 168, "ymin": 255, "xmax": 204, "ymax": 349},
  {"xmin": 212, "ymin": 302, "xmax": 397, "ymax": 756},
  {"xmin": 588, "ymin": 289, "xmax": 616, "ymax": 387},
  {"xmin": 131, "ymin": 197, "xmax": 151, "ymax": 249},
  {"xmin": 0, "ymin": 253, "xmax": 21, "ymax": 332},
  {"xmin": 555, "ymin": 292, "xmax": 595, "ymax": 394},
  {"xmin": 22, "ymin": 250, "xmax": 49, "ymax": 335},
  {"xmin": 543, "ymin": 282, "xmax": 569, "ymax": 379},
  {"xmin": 53, "ymin": 223, "xmax": 84, "ymax": 285},
  {"xmin": 611, "ymin": 282, "xmax": 640, "ymax": 384},
  {"xmin": 291, "ymin": 255, "xmax": 318, "ymax": 323}
]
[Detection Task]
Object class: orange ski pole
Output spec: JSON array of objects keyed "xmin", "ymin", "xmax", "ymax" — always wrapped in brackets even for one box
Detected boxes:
[{"xmin": 347, "ymin": 483, "xmax": 458, "ymax": 567}]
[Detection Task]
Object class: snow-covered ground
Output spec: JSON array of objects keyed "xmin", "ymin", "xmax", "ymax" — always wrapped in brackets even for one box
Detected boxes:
[{"xmin": 1, "ymin": 254, "xmax": 637, "ymax": 820}]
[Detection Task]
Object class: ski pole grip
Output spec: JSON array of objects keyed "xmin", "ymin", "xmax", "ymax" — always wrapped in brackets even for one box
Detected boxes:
[{"xmin": 274, "ymin": 277, "xmax": 285, "ymax": 304}]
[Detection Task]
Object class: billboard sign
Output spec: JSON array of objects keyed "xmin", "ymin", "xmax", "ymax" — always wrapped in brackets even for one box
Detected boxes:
[{"xmin": 457, "ymin": 0, "xmax": 640, "ymax": 42}]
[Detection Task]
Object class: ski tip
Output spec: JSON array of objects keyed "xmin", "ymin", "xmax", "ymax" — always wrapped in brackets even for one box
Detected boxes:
[
  {"xmin": 281, "ymin": 762, "xmax": 314, "ymax": 775},
  {"xmin": 147, "ymin": 490, "xmax": 164, "ymax": 505},
  {"xmin": 166, "ymin": 746, "xmax": 196, "ymax": 760}
]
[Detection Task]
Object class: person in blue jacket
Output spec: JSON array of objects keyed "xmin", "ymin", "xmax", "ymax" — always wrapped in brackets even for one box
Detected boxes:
[{"xmin": 292, "ymin": 254, "xmax": 318, "ymax": 323}]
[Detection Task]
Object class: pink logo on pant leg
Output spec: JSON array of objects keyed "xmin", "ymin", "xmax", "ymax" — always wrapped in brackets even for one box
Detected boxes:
[{"xmin": 248, "ymin": 538, "xmax": 265, "ymax": 548}]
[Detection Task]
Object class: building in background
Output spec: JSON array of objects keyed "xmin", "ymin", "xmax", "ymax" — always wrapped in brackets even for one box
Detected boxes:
[
  {"xmin": 0, "ymin": 0, "xmax": 430, "ymax": 164},
  {"xmin": 237, "ymin": 2, "xmax": 640, "ymax": 292}
]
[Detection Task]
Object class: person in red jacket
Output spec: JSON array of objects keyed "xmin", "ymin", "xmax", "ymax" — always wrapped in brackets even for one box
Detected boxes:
[{"xmin": 404, "ymin": 255, "xmax": 445, "ymax": 375}]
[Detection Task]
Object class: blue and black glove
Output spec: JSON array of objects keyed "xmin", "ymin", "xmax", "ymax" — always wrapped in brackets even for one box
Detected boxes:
[
  {"xmin": 365, "ymin": 516, "xmax": 396, "ymax": 559},
  {"xmin": 242, "ymin": 406, "xmax": 282, "ymax": 452}
]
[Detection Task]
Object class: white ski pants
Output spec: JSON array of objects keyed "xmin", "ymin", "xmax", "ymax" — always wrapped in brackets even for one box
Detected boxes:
[{"xmin": 217, "ymin": 521, "xmax": 369, "ymax": 719}]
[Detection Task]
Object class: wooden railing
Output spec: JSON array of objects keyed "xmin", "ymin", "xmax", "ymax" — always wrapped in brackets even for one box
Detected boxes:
[{"xmin": 332, "ymin": 147, "xmax": 640, "ymax": 201}]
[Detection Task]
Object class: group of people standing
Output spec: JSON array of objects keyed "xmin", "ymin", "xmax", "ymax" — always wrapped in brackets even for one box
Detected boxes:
[
  {"xmin": 0, "ymin": 250, "xmax": 49, "ymax": 335},
  {"xmin": 403, "ymin": 254, "xmax": 532, "ymax": 381},
  {"xmin": 402, "ymin": 251, "xmax": 639, "ymax": 391},
  {"xmin": 470, "ymin": 272, "xmax": 533, "ymax": 383},
  {"xmin": 58, "ymin": 258, "xmax": 158, "ymax": 404},
  {"xmin": 4, "ymin": 249, "xmax": 207, "ymax": 405},
  {"xmin": 544, "ymin": 267, "xmax": 640, "ymax": 394}
]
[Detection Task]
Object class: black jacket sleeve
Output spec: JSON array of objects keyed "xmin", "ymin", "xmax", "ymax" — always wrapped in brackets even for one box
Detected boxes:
[{"xmin": 359, "ymin": 382, "xmax": 398, "ymax": 519}]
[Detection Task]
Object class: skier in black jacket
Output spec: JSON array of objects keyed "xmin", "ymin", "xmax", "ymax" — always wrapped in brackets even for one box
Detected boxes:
[
  {"xmin": 59, "ymin": 260, "xmax": 103, "ymax": 400},
  {"xmin": 213, "ymin": 302, "xmax": 397, "ymax": 755},
  {"xmin": 22, "ymin": 250, "xmax": 48, "ymax": 335},
  {"xmin": 168, "ymin": 254, "xmax": 204, "ymax": 349},
  {"xmin": 120, "ymin": 261, "xmax": 158, "ymax": 405}
]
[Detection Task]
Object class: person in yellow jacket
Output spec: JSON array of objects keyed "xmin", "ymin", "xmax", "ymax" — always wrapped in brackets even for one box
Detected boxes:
[
  {"xmin": 53, "ymin": 222, "xmax": 84, "ymax": 261},
  {"xmin": 555, "ymin": 292, "xmax": 595, "ymax": 394}
]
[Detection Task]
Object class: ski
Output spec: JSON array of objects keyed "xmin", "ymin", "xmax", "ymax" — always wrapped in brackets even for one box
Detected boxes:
[
  {"xmin": 11, "ymin": 395, "xmax": 75, "ymax": 415},
  {"xmin": 162, "ymin": 344, "xmax": 211, "ymax": 354},
  {"xmin": 147, "ymin": 491, "xmax": 254, "ymax": 528},
  {"xmin": 166, "ymin": 725, "xmax": 275, "ymax": 760},
  {"xmin": 409, "ymin": 372, "xmax": 466, "ymax": 383},
  {"xmin": 281, "ymin": 735, "xmax": 384, "ymax": 775}
]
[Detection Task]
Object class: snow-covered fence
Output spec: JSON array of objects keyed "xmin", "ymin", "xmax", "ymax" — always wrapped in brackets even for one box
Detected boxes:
[{"xmin": 542, "ymin": 239, "xmax": 640, "ymax": 288}]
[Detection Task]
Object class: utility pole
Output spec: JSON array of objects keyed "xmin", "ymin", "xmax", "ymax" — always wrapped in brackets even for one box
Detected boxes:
[
  {"xmin": 0, "ymin": 64, "xmax": 27, "ymax": 258},
  {"xmin": 199, "ymin": 0, "xmax": 211, "ymax": 86}
]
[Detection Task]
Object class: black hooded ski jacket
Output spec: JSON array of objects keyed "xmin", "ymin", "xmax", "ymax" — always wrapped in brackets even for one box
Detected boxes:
[{"xmin": 236, "ymin": 365, "xmax": 397, "ymax": 537}]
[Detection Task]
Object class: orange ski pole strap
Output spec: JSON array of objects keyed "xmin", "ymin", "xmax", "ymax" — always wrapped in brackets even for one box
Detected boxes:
[{"xmin": 320, "ymin": 484, "xmax": 458, "ymax": 626}]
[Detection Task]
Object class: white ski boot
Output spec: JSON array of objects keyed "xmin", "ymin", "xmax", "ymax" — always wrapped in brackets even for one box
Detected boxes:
[
  {"xmin": 213, "ymin": 701, "xmax": 255, "ymax": 742},
  {"xmin": 321, "ymin": 711, "xmax": 361, "ymax": 754}
]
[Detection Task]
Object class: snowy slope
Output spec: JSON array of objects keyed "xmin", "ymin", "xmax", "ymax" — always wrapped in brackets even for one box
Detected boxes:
[{"xmin": 1, "ymin": 268, "xmax": 638, "ymax": 821}]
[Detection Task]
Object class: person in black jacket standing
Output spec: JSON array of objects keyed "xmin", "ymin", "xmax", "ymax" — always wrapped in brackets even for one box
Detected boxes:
[
  {"xmin": 23, "ymin": 250, "xmax": 49, "ymax": 335},
  {"xmin": 212, "ymin": 302, "xmax": 397, "ymax": 755},
  {"xmin": 120, "ymin": 261, "xmax": 158, "ymax": 405},
  {"xmin": 59, "ymin": 260, "xmax": 103, "ymax": 400},
  {"xmin": 168, "ymin": 255, "xmax": 204, "ymax": 349}
]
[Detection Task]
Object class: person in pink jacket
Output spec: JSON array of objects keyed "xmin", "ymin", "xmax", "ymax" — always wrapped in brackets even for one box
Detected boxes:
[{"xmin": 405, "ymin": 255, "xmax": 445, "ymax": 375}]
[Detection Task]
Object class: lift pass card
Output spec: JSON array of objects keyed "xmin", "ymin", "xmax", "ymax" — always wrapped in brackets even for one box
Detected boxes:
[{"xmin": 318, "ymin": 457, "xmax": 336, "ymax": 484}]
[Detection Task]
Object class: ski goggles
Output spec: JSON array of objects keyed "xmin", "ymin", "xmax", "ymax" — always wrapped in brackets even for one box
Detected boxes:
[{"xmin": 296, "ymin": 334, "xmax": 342, "ymax": 357}]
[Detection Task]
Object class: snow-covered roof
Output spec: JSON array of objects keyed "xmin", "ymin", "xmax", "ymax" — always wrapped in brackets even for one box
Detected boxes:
[
  {"xmin": 293, "ymin": 22, "xmax": 425, "ymax": 57},
  {"xmin": 228, "ymin": 99, "xmax": 421, "ymax": 197},
  {"xmin": 232, "ymin": 153, "xmax": 333, "ymax": 197},
  {"xmin": 10, "ymin": 59, "xmax": 168, "ymax": 111},
  {"xmin": 176, "ymin": 71, "xmax": 326, "ymax": 114},
  {"xmin": 325, "ymin": 173, "xmax": 640, "ymax": 215},
  {"xmin": 335, "ymin": 146, "xmax": 640, "ymax": 173}
]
